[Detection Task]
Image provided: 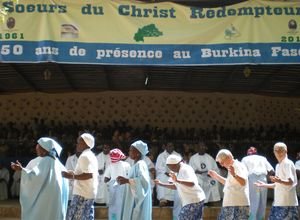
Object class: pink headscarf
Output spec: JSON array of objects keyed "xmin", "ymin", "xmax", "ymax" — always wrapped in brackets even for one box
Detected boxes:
[{"xmin": 109, "ymin": 148, "xmax": 126, "ymax": 163}]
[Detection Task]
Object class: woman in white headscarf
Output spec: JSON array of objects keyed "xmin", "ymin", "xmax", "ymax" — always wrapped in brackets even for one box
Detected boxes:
[
  {"xmin": 117, "ymin": 140, "xmax": 152, "ymax": 220},
  {"xmin": 255, "ymin": 142, "xmax": 299, "ymax": 220},
  {"xmin": 209, "ymin": 149, "xmax": 250, "ymax": 220},
  {"xmin": 11, "ymin": 137, "xmax": 69, "ymax": 220},
  {"xmin": 62, "ymin": 133, "xmax": 98, "ymax": 220},
  {"xmin": 154, "ymin": 154, "xmax": 206, "ymax": 220}
]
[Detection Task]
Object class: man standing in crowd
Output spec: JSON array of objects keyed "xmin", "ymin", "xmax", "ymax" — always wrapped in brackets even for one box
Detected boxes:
[
  {"xmin": 189, "ymin": 141, "xmax": 221, "ymax": 205},
  {"xmin": 155, "ymin": 142, "xmax": 181, "ymax": 206},
  {"xmin": 10, "ymin": 168, "xmax": 21, "ymax": 198},
  {"xmin": 65, "ymin": 149, "xmax": 81, "ymax": 202},
  {"xmin": 95, "ymin": 143, "xmax": 111, "ymax": 205},
  {"xmin": 62, "ymin": 133, "xmax": 98, "ymax": 220},
  {"xmin": 241, "ymin": 146, "xmax": 274, "ymax": 220}
]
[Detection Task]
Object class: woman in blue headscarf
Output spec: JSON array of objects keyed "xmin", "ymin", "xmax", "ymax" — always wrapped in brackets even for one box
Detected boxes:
[
  {"xmin": 11, "ymin": 137, "xmax": 69, "ymax": 220},
  {"xmin": 117, "ymin": 140, "xmax": 152, "ymax": 220}
]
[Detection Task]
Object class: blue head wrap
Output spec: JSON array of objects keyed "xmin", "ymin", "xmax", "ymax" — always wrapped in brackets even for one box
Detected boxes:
[
  {"xmin": 131, "ymin": 140, "xmax": 149, "ymax": 156},
  {"xmin": 37, "ymin": 137, "xmax": 62, "ymax": 157}
]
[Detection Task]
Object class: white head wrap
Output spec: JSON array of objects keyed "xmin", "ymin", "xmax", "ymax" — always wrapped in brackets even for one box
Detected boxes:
[
  {"xmin": 80, "ymin": 133, "xmax": 95, "ymax": 149},
  {"xmin": 166, "ymin": 154, "xmax": 182, "ymax": 164}
]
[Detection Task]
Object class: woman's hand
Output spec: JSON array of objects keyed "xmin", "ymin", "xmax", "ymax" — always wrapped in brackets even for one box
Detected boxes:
[
  {"xmin": 254, "ymin": 180, "xmax": 266, "ymax": 187},
  {"xmin": 62, "ymin": 170, "xmax": 75, "ymax": 179},
  {"xmin": 169, "ymin": 172, "xmax": 177, "ymax": 182},
  {"xmin": 270, "ymin": 175, "xmax": 281, "ymax": 183},
  {"xmin": 11, "ymin": 160, "xmax": 23, "ymax": 171},
  {"xmin": 208, "ymin": 170, "xmax": 218, "ymax": 178},
  {"xmin": 228, "ymin": 165, "xmax": 236, "ymax": 177},
  {"xmin": 117, "ymin": 176, "xmax": 129, "ymax": 185},
  {"xmin": 154, "ymin": 179, "xmax": 161, "ymax": 185}
]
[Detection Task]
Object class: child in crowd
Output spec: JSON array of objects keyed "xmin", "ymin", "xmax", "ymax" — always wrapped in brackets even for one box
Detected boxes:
[{"xmin": 104, "ymin": 148, "xmax": 131, "ymax": 220}]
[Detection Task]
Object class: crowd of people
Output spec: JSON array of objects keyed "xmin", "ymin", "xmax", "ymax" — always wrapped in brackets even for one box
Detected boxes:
[
  {"xmin": 0, "ymin": 119, "xmax": 300, "ymax": 160},
  {"xmin": 0, "ymin": 119, "xmax": 300, "ymax": 219},
  {"xmin": 1, "ymin": 132, "xmax": 299, "ymax": 219}
]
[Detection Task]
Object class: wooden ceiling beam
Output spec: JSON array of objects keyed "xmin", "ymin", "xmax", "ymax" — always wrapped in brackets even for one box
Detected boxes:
[
  {"xmin": 9, "ymin": 64, "xmax": 39, "ymax": 91},
  {"xmin": 218, "ymin": 66, "xmax": 239, "ymax": 91},
  {"xmin": 54, "ymin": 63, "xmax": 76, "ymax": 91},
  {"xmin": 256, "ymin": 66, "xmax": 285, "ymax": 91},
  {"xmin": 103, "ymin": 66, "xmax": 112, "ymax": 90}
]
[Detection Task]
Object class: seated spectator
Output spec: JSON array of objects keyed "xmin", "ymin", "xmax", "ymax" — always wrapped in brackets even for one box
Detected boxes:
[
  {"xmin": 65, "ymin": 149, "xmax": 81, "ymax": 201},
  {"xmin": 155, "ymin": 142, "xmax": 181, "ymax": 207},
  {"xmin": 95, "ymin": 143, "xmax": 111, "ymax": 205},
  {"xmin": 189, "ymin": 141, "xmax": 221, "ymax": 205},
  {"xmin": 11, "ymin": 169, "xmax": 21, "ymax": 198},
  {"xmin": 0, "ymin": 162, "xmax": 9, "ymax": 200}
]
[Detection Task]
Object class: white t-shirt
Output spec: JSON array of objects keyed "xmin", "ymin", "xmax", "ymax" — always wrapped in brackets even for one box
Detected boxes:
[
  {"xmin": 174, "ymin": 163, "xmax": 206, "ymax": 207},
  {"xmin": 104, "ymin": 161, "xmax": 131, "ymax": 180},
  {"xmin": 274, "ymin": 157, "xmax": 298, "ymax": 206},
  {"xmin": 73, "ymin": 148, "xmax": 98, "ymax": 199},
  {"xmin": 223, "ymin": 160, "xmax": 250, "ymax": 207},
  {"xmin": 242, "ymin": 154, "xmax": 274, "ymax": 175},
  {"xmin": 65, "ymin": 154, "xmax": 78, "ymax": 199},
  {"xmin": 65, "ymin": 154, "xmax": 78, "ymax": 171},
  {"xmin": 96, "ymin": 152, "xmax": 111, "ymax": 172}
]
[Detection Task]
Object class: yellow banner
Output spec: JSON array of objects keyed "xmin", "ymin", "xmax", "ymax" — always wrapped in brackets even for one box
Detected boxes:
[{"xmin": 0, "ymin": 0, "xmax": 299, "ymax": 65}]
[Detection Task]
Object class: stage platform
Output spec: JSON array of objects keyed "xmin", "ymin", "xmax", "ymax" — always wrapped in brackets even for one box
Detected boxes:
[{"xmin": 0, "ymin": 199, "xmax": 272, "ymax": 220}]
